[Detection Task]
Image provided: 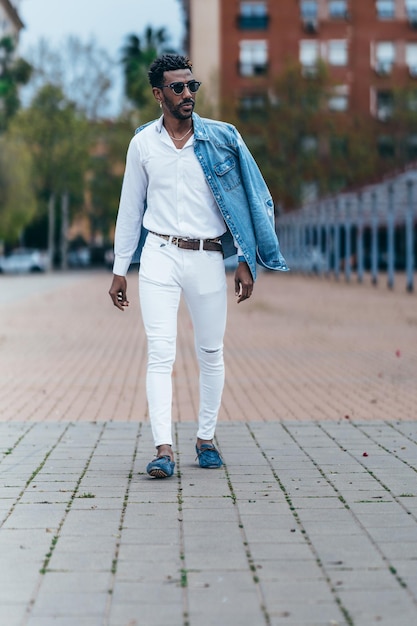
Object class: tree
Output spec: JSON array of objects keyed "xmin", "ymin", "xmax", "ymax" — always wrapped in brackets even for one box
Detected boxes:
[
  {"xmin": 0, "ymin": 36, "xmax": 32, "ymax": 131},
  {"xmin": 0, "ymin": 134, "xmax": 36, "ymax": 243},
  {"xmin": 380, "ymin": 86, "xmax": 417, "ymax": 170},
  {"xmin": 21, "ymin": 36, "xmax": 114, "ymax": 120},
  {"xmin": 10, "ymin": 84, "xmax": 90, "ymax": 265},
  {"xmin": 86, "ymin": 120, "xmax": 132, "ymax": 245},
  {"xmin": 227, "ymin": 62, "xmax": 377, "ymax": 209},
  {"xmin": 121, "ymin": 26, "xmax": 173, "ymax": 112}
]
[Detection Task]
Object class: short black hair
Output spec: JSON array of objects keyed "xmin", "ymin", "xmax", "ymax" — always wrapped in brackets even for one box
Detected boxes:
[{"xmin": 148, "ymin": 54, "xmax": 193, "ymax": 88}]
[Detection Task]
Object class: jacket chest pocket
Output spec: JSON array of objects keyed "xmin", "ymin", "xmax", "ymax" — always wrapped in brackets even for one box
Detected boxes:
[{"xmin": 213, "ymin": 157, "xmax": 241, "ymax": 191}]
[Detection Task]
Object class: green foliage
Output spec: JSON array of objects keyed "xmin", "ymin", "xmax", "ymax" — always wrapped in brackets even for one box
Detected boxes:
[
  {"xmin": 12, "ymin": 84, "xmax": 90, "ymax": 200},
  {"xmin": 225, "ymin": 62, "xmax": 378, "ymax": 208},
  {"xmin": 8, "ymin": 84, "xmax": 91, "ymax": 251},
  {"xmin": 382, "ymin": 86, "xmax": 417, "ymax": 166},
  {"xmin": 121, "ymin": 26, "xmax": 174, "ymax": 111},
  {"xmin": 0, "ymin": 36, "xmax": 32, "ymax": 132},
  {"xmin": 87, "ymin": 120, "xmax": 131, "ymax": 242},
  {"xmin": 0, "ymin": 134, "xmax": 37, "ymax": 242}
]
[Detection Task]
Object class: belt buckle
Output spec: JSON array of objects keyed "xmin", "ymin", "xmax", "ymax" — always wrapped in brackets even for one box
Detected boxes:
[{"xmin": 174, "ymin": 236, "xmax": 192, "ymax": 247}]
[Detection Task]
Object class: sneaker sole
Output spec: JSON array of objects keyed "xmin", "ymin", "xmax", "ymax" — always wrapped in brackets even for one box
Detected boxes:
[
  {"xmin": 147, "ymin": 467, "xmax": 171, "ymax": 478},
  {"xmin": 199, "ymin": 463, "xmax": 223, "ymax": 469}
]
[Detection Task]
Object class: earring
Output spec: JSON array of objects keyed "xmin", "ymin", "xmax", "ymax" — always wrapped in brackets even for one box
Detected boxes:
[{"xmin": 159, "ymin": 101, "xmax": 162, "ymax": 108}]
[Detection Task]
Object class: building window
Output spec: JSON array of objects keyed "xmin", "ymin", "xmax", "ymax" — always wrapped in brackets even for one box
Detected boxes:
[
  {"xmin": 300, "ymin": 1, "xmax": 319, "ymax": 33},
  {"xmin": 239, "ymin": 93, "xmax": 267, "ymax": 118},
  {"xmin": 238, "ymin": 2, "xmax": 269, "ymax": 30},
  {"xmin": 377, "ymin": 135, "xmax": 395, "ymax": 157},
  {"xmin": 301, "ymin": 182, "xmax": 319, "ymax": 203},
  {"xmin": 328, "ymin": 86, "xmax": 349, "ymax": 111},
  {"xmin": 331, "ymin": 136, "xmax": 348, "ymax": 156},
  {"xmin": 406, "ymin": 134, "xmax": 417, "ymax": 159},
  {"xmin": 406, "ymin": 43, "xmax": 417, "ymax": 76},
  {"xmin": 328, "ymin": 40, "xmax": 348, "ymax": 65},
  {"xmin": 376, "ymin": 1, "xmax": 395, "ymax": 20},
  {"xmin": 239, "ymin": 40, "xmax": 268, "ymax": 76},
  {"xmin": 405, "ymin": 89, "xmax": 417, "ymax": 111},
  {"xmin": 405, "ymin": 1, "xmax": 417, "ymax": 26},
  {"xmin": 301, "ymin": 0, "xmax": 318, "ymax": 19},
  {"xmin": 1, "ymin": 18, "xmax": 10, "ymax": 33},
  {"xmin": 301, "ymin": 135, "xmax": 319, "ymax": 153},
  {"xmin": 328, "ymin": 1, "xmax": 349, "ymax": 19},
  {"xmin": 300, "ymin": 41, "xmax": 320, "ymax": 75},
  {"xmin": 376, "ymin": 90, "xmax": 394, "ymax": 121},
  {"xmin": 375, "ymin": 42, "xmax": 395, "ymax": 75},
  {"xmin": 240, "ymin": 94, "xmax": 267, "ymax": 109}
]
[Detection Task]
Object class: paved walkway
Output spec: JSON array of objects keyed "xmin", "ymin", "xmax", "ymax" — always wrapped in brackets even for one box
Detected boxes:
[{"xmin": 0, "ymin": 270, "xmax": 416, "ymax": 626}]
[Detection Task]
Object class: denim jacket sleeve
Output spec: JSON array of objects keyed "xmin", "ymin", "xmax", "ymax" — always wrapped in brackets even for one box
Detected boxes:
[{"xmin": 192, "ymin": 114, "xmax": 288, "ymax": 280}]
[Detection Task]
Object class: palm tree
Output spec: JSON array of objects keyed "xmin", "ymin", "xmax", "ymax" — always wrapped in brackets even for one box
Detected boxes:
[{"xmin": 121, "ymin": 26, "xmax": 173, "ymax": 109}]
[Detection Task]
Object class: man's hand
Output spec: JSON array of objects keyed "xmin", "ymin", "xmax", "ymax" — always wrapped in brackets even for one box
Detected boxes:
[
  {"xmin": 234, "ymin": 262, "xmax": 253, "ymax": 304},
  {"xmin": 109, "ymin": 274, "xmax": 129, "ymax": 311}
]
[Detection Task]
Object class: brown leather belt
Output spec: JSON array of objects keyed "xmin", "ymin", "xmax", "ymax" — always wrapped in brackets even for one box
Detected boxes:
[{"xmin": 149, "ymin": 231, "xmax": 223, "ymax": 253}]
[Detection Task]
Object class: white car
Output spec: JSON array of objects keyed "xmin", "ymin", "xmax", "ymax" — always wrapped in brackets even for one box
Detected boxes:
[{"xmin": 0, "ymin": 249, "xmax": 49, "ymax": 273}]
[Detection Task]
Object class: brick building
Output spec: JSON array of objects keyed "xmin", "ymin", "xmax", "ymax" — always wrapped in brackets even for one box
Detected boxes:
[{"xmin": 181, "ymin": 0, "xmax": 417, "ymax": 121}]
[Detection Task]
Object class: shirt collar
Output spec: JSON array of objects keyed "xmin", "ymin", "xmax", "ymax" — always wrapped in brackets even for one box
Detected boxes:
[
  {"xmin": 155, "ymin": 115, "xmax": 164, "ymax": 133},
  {"xmin": 154, "ymin": 113, "xmax": 208, "ymax": 141}
]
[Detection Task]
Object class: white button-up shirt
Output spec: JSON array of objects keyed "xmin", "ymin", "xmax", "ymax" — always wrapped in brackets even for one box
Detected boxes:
[{"xmin": 113, "ymin": 116, "xmax": 227, "ymax": 276}]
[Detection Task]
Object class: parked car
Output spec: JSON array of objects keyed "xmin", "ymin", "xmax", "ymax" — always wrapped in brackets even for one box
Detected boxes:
[
  {"xmin": 67, "ymin": 247, "xmax": 91, "ymax": 268},
  {"xmin": 104, "ymin": 248, "xmax": 114, "ymax": 270},
  {"xmin": 0, "ymin": 249, "xmax": 49, "ymax": 274}
]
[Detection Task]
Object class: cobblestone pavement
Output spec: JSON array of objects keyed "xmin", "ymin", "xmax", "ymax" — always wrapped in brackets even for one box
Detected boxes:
[{"xmin": 0, "ymin": 270, "xmax": 416, "ymax": 626}]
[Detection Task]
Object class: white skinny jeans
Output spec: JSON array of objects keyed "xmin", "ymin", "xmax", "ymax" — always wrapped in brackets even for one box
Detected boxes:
[{"xmin": 138, "ymin": 233, "xmax": 227, "ymax": 447}]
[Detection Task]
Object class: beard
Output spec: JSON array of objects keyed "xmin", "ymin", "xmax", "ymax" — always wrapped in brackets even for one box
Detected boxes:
[{"xmin": 165, "ymin": 98, "xmax": 195, "ymax": 120}]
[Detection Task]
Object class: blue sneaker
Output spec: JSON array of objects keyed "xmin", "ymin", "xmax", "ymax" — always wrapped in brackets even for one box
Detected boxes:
[
  {"xmin": 195, "ymin": 444, "xmax": 223, "ymax": 469},
  {"xmin": 146, "ymin": 455, "xmax": 175, "ymax": 478}
]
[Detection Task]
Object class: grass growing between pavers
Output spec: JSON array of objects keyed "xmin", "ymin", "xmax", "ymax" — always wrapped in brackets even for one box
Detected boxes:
[
  {"xmin": 1, "ymin": 424, "xmax": 71, "ymax": 529},
  {"xmin": 175, "ymin": 425, "xmax": 191, "ymax": 626},
  {"xmin": 3, "ymin": 419, "xmax": 417, "ymax": 625},
  {"xmin": 38, "ymin": 423, "xmax": 107, "ymax": 576},
  {"xmin": 317, "ymin": 422, "xmax": 417, "ymax": 593},
  {"xmin": 214, "ymin": 434, "xmax": 278, "ymax": 626},
  {"xmin": 104, "ymin": 423, "xmax": 142, "ymax": 608},
  {"xmin": 247, "ymin": 423, "xmax": 355, "ymax": 626},
  {"xmin": 284, "ymin": 422, "xmax": 417, "ymax": 602},
  {"xmin": 0, "ymin": 424, "xmax": 35, "ymax": 458},
  {"xmin": 351, "ymin": 421, "xmax": 417, "ymax": 474}
]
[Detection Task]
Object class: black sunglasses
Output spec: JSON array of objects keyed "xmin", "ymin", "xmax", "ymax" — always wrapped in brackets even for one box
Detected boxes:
[{"xmin": 160, "ymin": 80, "xmax": 202, "ymax": 95}]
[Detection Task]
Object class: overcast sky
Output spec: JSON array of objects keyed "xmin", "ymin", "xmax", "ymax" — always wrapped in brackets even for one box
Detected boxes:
[{"xmin": 17, "ymin": 0, "xmax": 185, "ymax": 114}]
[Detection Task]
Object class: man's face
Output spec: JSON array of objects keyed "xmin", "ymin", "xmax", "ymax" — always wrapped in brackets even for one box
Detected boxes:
[{"xmin": 155, "ymin": 68, "xmax": 196, "ymax": 120}]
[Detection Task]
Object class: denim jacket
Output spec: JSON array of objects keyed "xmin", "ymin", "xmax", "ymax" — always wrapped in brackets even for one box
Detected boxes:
[{"xmin": 133, "ymin": 113, "xmax": 288, "ymax": 279}]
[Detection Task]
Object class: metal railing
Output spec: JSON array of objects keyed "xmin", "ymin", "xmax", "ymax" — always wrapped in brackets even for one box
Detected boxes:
[{"xmin": 278, "ymin": 168, "xmax": 417, "ymax": 292}]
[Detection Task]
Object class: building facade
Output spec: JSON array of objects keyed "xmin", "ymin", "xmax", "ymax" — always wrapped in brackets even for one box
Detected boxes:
[
  {"xmin": 182, "ymin": 0, "xmax": 417, "ymax": 120},
  {"xmin": 0, "ymin": 0, "xmax": 23, "ymax": 41}
]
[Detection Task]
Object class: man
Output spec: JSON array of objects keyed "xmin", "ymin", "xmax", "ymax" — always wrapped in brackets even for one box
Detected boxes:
[{"xmin": 109, "ymin": 54, "xmax": 288, "ymax": 479}]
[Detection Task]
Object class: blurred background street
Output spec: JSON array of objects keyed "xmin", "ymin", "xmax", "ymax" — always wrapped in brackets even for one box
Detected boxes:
[{"xmin": 0, "ymin": 269, "xmax": 416, "ymax": 425}]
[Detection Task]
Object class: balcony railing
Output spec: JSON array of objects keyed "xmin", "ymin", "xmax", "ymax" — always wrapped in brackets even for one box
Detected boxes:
[{"xmin": 238, "ymin": 15, "xmax": 269, "ymax": 30}]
